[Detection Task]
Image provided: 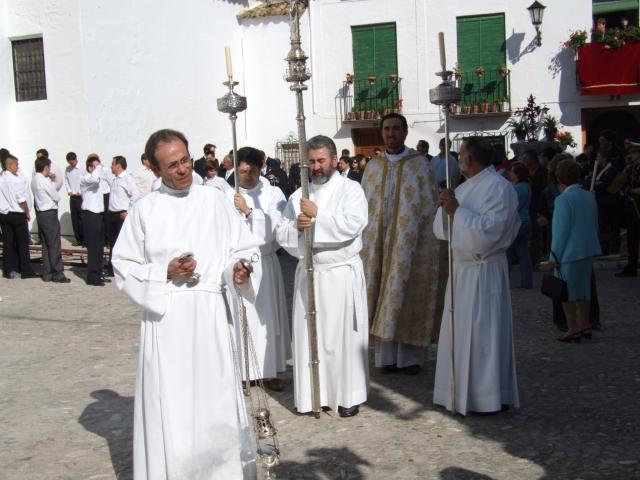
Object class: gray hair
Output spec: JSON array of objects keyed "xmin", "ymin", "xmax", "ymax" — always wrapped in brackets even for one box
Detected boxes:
[{"xmin": 307, "ymin": 135, "xmax": 337, "ymax": 158}]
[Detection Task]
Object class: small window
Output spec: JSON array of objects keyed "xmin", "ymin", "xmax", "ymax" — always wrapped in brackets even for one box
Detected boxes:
[{"xmin": 11, "ymin": 37, "xmax": 47, "ymax": 102}]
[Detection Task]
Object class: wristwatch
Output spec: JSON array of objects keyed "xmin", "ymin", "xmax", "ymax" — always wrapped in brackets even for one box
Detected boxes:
[{"xmin": 245, "ymin": 208, "xmax": 253, "ymax": 218}]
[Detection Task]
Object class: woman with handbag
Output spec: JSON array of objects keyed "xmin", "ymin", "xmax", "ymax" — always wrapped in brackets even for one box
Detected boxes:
[{"xmin": 549, "ymin": 160, "xmax": 601, "ymax": 342}]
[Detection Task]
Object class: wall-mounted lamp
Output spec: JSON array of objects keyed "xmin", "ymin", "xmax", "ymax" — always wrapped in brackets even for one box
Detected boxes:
[{"xmin": 527, "ymin": 1, "xmax": 546, "ymax": 47}]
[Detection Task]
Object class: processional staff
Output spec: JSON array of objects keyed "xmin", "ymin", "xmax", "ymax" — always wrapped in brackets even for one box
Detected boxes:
[{"xmin": 429, "ymin": 32, "xmax": 462, "ymax": 416}]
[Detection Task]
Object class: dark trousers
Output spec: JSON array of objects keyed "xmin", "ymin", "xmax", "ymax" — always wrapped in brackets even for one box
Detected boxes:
[
  {"xmin": 69, "ymin": 195, "xmax": 84, "ymax": 244},
  {"xmin": 107, "ymin": 211, "xmax": 125, "ymax": 271},
  {"xmin": 624, "ymin": 200, "xmax": 639, "ymax": 273},
  {"xmin": 103, "ymin": 194, "xmax": 110, "ymax": 247},
  {"xmin": 36, "ymin": 209, "xmax": 65, "ymax": 280},
  {"xmin": 82, "ymin": 210, "xmax": 104, "ymax": 283},
  {"xmin": 2, "ymin": 212, "xmax": 35, "ymax": 277}
]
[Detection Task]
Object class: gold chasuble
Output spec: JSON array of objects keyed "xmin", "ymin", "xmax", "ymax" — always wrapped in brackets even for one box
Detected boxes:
[{"xmin": 361, "ymin": 150, "xmax": 444, "ymax": 346}]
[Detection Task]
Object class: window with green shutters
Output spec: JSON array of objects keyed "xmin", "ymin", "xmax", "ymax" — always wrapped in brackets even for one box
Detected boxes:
[
  {"xmin": 456, "ymin": 14, "xmax": 507, "ymax": 107},
  {"xmin": 351, "ymin": 23, "xmax": 400, "ymax": 113}
]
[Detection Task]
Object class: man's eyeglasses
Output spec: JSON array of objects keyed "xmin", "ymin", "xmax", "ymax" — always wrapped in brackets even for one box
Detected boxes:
[{"xmin": 165, "ymin": 157, "xmax": 192, "ymax": 173}]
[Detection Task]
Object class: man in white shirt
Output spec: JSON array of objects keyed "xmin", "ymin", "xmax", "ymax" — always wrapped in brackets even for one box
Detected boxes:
[
  {"xmin": 130, "ymin": 153, "xmax": 157, "ymax": 198},
  {"xmin": 81, "ymin": 156, "xmax": 107, "ymax": 286},
  {"xmin": 0, "ymin": 155, "xmax": 37, "ymax": 279},
  {"xmin": 431, "ymin": 137, "xmax": 459, "ymax": 188},
  {"xmin": 31, "ymin": 157, "xmax": 70, "ymax": 283},
  {"xmin": 106, "ymin": 155, "xmax": 139, "ymax": 275},
  {"xmin": 65, "ymin": 152, "xmax": 84, "ymax": 246}
]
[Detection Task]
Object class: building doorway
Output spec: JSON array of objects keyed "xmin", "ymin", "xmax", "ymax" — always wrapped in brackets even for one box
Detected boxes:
[{"xmin": 582, "ymin": 106, "xmax": 640, "ymax": 150}]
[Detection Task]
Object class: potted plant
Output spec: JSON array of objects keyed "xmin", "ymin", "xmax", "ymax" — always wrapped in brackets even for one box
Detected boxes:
[
  {"xmin": 451, "ymin": 103, "xmax": 459, "ymax": 115},
  {"xmin": 347, "ymin": 107, "xmax": 356, "ymax": 121},
  {"xmin": 481, "ymin": 100, "xmax": 489, "ymax": 113},
  {"xmin": 543, "ymin": 115, "xmax": 559, "ymax": 141},
  {"xmin": 497, "ymin": 64, "xmax": 509, "ymax": 77},
  {"xmin": 501, "ymin": 96, "xmax": 511, "ymax": 112},
  {"xmin": 463, "ymin": 104, "xmax": 471, "ymax": 114},
  {"xmin": 564, "ymin": 29, "xmax": 588, "ymax": 52},
  {"xmin": 555, "ymin": 130, "xmax": 577, "ymax": 150},
  {"xmin": 346, "ymin": 73, "xmax": 354, "ymax": 85},
  {"xmin": 492, "ymin": 100, "xmax": 501, "ymax": 113},
  {"xmin": 472, "ymin": 103, "xmax": 479, "ymax": 114},
  {"xmin": 507, "ymin": 118, "xmax": 527, "ymax": 141},
  {"xmin": 475, "ymin": 66, "xmax": 485, "ymax": 78},
  {"xmin": 388, "ymin": 73, "xmax": 398, "ymax": 83},
  {"xmin": 359, "ymin": 108, "xmax": 366, "ymax": 120},
  {"xmin": 368, "ymin": 74, "xmax": 377, "ymax": 85},
  {"xmin": 454, "ymin": 63, "xmax": 462, "ymax": 81}
]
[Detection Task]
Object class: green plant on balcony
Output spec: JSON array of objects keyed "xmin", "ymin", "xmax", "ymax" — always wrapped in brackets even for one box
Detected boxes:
[
  {"xmin": 542, "ymin": 115, "xmax": 559, "ymax": 140},
  {"xmin": 507, "ymin": 117, "xmax": 527, "ymax": 141},
  {"xmin": 475, "ymin": 66, "xmax": 485, "ymax": 77},
  {"xmin": 497, "ymin": 64, "xmax": 509, "ymax": 77},
  {"xmin": 564, "ymin": 29, "xmax": 587, "ymax": 52}
]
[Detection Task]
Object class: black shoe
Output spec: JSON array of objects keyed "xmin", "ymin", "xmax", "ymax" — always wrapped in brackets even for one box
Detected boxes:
[
  {"xmin": 52, "ymin": 276, "xmax": 71, "ymax": 284},
  {"xmin": 100, "ymin": 276, "xmax": 112, "ymax": 283},
  {"xmin": 21, "ymin": 273, "xmax": 40, "ymax": 279},
  {"xmin": 4, "ymin": 271, "xmax": 18, "ymax": 279},
  {"xmin": 338, "ymin": 405, "xmax": 359, "ymax": 418},
  {"xmin": 42, "ymin": 276, "xmax": 52, "ymax": 282},
  {"xmin": 615, "ymin": 270, "xmax": 637, "ymax": 277},
  {"xmin": 87, "ymin": 279, "xmax": 105, "ymax": 286},
  {"xmin": 557, "ymin": 333, "xmax": 581, "ymax": 343},
  {"xmin": 402, "ymin": 365, "xmax": 422, "ymax": 375},
  {"xmin": 379, "ymin": 364, "xmax": 399, "ymax": 374}
]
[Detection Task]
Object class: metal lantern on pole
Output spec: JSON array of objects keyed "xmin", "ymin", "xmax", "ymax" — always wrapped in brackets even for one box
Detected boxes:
[
  {"xmin": 527, "ymin": 1, "xmax": 546, "ymax": 47},
  {"xmin": 429, "ymin": 32, "xmax": 461, "ymax": 416}
]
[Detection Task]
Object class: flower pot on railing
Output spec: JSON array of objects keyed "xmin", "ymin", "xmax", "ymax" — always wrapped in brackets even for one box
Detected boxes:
[
  {"xmin": 492, "ymin": 102, "xmax": 501, "ymax": 113},
  {"xmin": 482, "ymin": 101, "xmax": 489, "ymax": 113},
  {"xmin": 472, "ymin": 104, "xmax": 479, "ymax": 114},
  {"xmin": 346, "ymin": 73, "xmax": 354, "ymax": 85},
  {"xmin": 463, "ymin": 105, "xmax": 471, "ymax": 114},
  {"xmin": 388, "ymin": 73, "xmax": 398, "ymax": 83},
  {"xmin": 359, "ymin": 110, "xmax": 366, "ymax": 120},
  {"xmin": 368, "ymin": 75, "xmax": 377, "ymax": 85},
  {"xmin": 498, "ymin": 65, "xmax": 509, "ymax": 77},
  {"xmin": 475, "ymin": 66, "xmax": 485, "ymax": 78},
  {"xmin": 347, "ymin": 111, "xmax": 356, "ymax": 121}
]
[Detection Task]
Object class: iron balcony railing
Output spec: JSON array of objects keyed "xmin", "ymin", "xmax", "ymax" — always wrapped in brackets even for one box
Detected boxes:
[
  {"xmin": 451, "ymin": 69, "xmax": 511, "ymax": 116},
  {"xmin": 341, "ymin": 76, "xmax": 403, "ymax": 122}
]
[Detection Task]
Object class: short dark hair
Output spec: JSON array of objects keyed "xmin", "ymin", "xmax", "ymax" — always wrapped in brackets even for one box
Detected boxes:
[
  {"xmin": 556, "ymin": 159, "xmax": 582, "ymax": 186},
  {"xmin": 66, "ymin": 152, "xmax": 77, "ymax": 161},
  {"xmin": 34, "ymin": 157, "xmax": 51, "ymax": 173},
  {"xmin": 510, "ymin": 161, "xmax": 529, "ymax": 182},
  {"xmin": 0, "ymin": 148, "xmax": 11, "ymax": 170},
  {"xmin": 339, "ymin": 155, "xmax": 351, "ymax": 164},
  {"xmin": 36, "ymin": 148, "xmax": 49, "ymax": 158},
  {"xmin": 204, "ymin": 159, "xmax": 217, "ymax": 172},
  {"xmin": 236, "ymin": 146, "xmax": 263, "ymax": 169},
  {"xmin": 144, "ymin": 129, "xmax": 189, "ymax": 169},
  {"xmin": 86, "ymin": 157, "xmax": 99, "ymax": 169},
  {"xmin": 599, "ymin": 129, "xmax": 617, "ymax": 142},
  {"xmin": 113, "ymin": 155, "xmax": 127, "ymax": 170},
  {"xmin": 140, "ymin": 153, "xmax": 148, "ymax": 163},
  {"xmin": 379, "ymin": 113, "xmax": 408, "ymax": 132},
  {"xmin": 462, "ymin": 137, "xmax": 492, "ymax": 167},
  {"xmin": 307, "ymin": 135, "xmax": 337, "ymax": 158},
  {"xmin": 522, "ymin": 150, "xmax": 539, "ymax": 164},
  {"xmin": 204, "ymin": 143, "xmax": 215, "ymax": 154}
]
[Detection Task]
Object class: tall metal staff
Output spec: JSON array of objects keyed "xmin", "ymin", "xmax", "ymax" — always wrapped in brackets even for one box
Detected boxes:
[
  {"xmin": 217, "ymin": 47, "xmax": 250, "ymax": 394},
  {"xmin": 429, "ymin": 32, "xmax": 461, "ymax": 416},
  {"xmin": 270, "ymin": 0, "xmax": 321, "ymax": 418}
]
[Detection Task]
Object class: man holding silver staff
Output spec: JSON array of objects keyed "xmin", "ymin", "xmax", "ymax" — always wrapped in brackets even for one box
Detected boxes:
[
  {"xmin": 112, "ymin": 128, "xmax": 261, "ymax": 479},
  {"xmin": 276, "ymin": 134, "xmax": 369, "ymax": 418},
  {"xmin": 229, "ymin": 146, "xmax": 291, "ymax": 392},
  {"xmin": 361, "ymin": 113, "xmax": 443, "ymax": 375},
  {"xmin": 432, "ymin": 136, "xmax": 520, "ymax": 416}
]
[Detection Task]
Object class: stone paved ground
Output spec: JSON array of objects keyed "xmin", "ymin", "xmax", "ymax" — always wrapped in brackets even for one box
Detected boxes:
[{"xmin": 1, "ymin": 253, "xmax": 639, "ymax": 480}]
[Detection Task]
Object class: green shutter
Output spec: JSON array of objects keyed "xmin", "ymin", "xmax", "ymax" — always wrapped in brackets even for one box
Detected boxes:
[
  {"xmin": 351, "ymin": 23, "xmax": 399, "ymax": 112},
  {"xmin": 593, "ymin": 0, "xmax": 638, "ymax": 14},
  {"xmin": 456, "ymin": 14, "xmax": 507, "ymax": 106}
]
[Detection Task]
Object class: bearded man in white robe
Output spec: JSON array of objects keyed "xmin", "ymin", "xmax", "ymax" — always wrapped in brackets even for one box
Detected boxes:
[
  {"xmin": 433, "ymin": 136, "xmax": 520, "ymax": 416},
  {"xmin": 228, "ymin": 146, "xmax": 291, "ymax": 391},
  {"xmin": 112, "ymin": 129, "xmax": 261, "ymax": 479},
  {"xmin": 276, "ymin": 135, "xmax": 369, "ymax": 417}
]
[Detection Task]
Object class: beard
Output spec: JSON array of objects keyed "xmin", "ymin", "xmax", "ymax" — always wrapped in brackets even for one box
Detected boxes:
[{"xmin": 311, "ymin": 171, "xmax": 330, "ymax": 185}]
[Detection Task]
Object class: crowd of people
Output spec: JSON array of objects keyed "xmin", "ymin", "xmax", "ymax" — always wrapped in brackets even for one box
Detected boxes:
[{"xmin": 1, "ymin": 115, "xmax": 637, "ymax": 478}]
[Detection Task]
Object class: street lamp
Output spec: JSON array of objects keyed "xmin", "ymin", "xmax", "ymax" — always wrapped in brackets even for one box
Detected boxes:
[{"xmin": 527, "ymin": 1, "xmax": 546, "ymax": 47}]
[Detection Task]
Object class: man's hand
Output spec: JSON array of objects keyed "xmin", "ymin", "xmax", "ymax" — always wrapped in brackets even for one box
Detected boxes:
[
  {"xmin": 233, "ymin": 261, "xmax": 250, "ymax": 284},
  {"xmin": 297, "ymin": 213, "xmax": 313, "ymax": 231},
  {"xmin": 300, "ymin": 198, "xmax": 318, "ymax": 218},
  {"xmin": 167, "ymin": 256, "xmax": 197, "ymax": 280},
  {"xmin": 439, "ymin": 189, "xmax": 459, "ymax": 216},
  {"xmin": 536, "ymin": 215, "xmax": 548, "ymax": 227},
  {"xmin": 234, "ymin": 193, "xmax": 250, "ymax": 216},
  {"xmin": 119, "ymin": 212, "xmax": 128, "ymax": 220},
  {"xmin": 49, "ymin": 173, "xmax": 57, "ymax": 182}
]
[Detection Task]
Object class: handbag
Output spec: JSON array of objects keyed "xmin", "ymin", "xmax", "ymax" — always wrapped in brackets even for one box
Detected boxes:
[{"xmin": 541, "ymin": 252, "xmax": 568, "ymax": 302}]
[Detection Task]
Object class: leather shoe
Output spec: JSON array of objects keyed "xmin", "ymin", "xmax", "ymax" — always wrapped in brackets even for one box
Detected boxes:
[
  {"xmin": 87, "ymin": 279, "xmax": 105, "ymax": 286},
  {"xmin": 267, "ymin": 378, "xmax": 284, "ymax": 391},
  {"xmin": 100, "ymin": 276, "xmax": 112, "ymax": 283},
  {"xmin": 52, "ymin": 276, "xmax": 71, "ymax": 283},
  {"xmin": 4, "ymin": 271, "xmax": 18, "ymax": 279},
  {"xmin": 402, "ymin": 365, "xmax": 422, "ymax": 375},
  {"xmin": 338, "ymin": 405, "xmax": 359, "ymax": 418},
  {"xmin": 21, "ymin": 273, "xmax": 41, "ymax": 279}
]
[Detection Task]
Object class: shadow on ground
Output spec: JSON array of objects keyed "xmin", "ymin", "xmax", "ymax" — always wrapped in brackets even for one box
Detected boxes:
[{"xmin": 79, "ymin": 389, "xmax": 133, "ymax": 480}]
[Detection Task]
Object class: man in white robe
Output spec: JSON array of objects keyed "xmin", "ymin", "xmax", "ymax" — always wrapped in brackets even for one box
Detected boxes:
[
  {"xmin": 433, "ymin": 136, "xmax": 520, "ymax": 415},
  {"xmin": 276, "ymin": 135, "xmax": 369, "ymax": 417},
  {"xmin": 228, "ymin": 146, "xmax": 291, "ymax": 391},
  {"xmin": 112, "ymin": 129, "xmax": 261, "ymax": 479}
]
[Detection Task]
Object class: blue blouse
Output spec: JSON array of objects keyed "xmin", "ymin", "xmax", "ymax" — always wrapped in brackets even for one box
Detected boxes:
[{"xmin": 513, "ymin": 181, "xmax": 531, "ymax": 222}]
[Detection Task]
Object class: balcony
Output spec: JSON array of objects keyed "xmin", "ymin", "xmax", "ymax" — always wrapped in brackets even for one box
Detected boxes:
[
  {"xmin": 577, "ymin": 42, "xmax": 640, "ymax": 95},
  {"xmin": 450, "ymin": 69, "xmax": 512, "ymax": 119},
  {"xmin": 341, "ymin": 76, "xmax": 403, "ymax": 125}
]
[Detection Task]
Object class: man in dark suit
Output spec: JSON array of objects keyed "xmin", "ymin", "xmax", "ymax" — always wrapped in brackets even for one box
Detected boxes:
[
  {"xmin": 263, "ymin": 155, "xmax": 289, "ymax": 196},
  {"xmin": 193, "ymin": 144, "xmax": 216, "ymax": 179}
]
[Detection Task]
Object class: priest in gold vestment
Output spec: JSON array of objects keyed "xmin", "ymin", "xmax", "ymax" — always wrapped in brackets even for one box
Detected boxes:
[{"xmin": 361, "ymin": 113, "xmax": 443, "ymax": 374}]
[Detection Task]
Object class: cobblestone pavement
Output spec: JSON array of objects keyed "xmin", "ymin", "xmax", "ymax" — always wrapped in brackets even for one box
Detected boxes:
[{"xmin": 1, "ymin": 253, "xmax": 639, "ymax": 480}]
